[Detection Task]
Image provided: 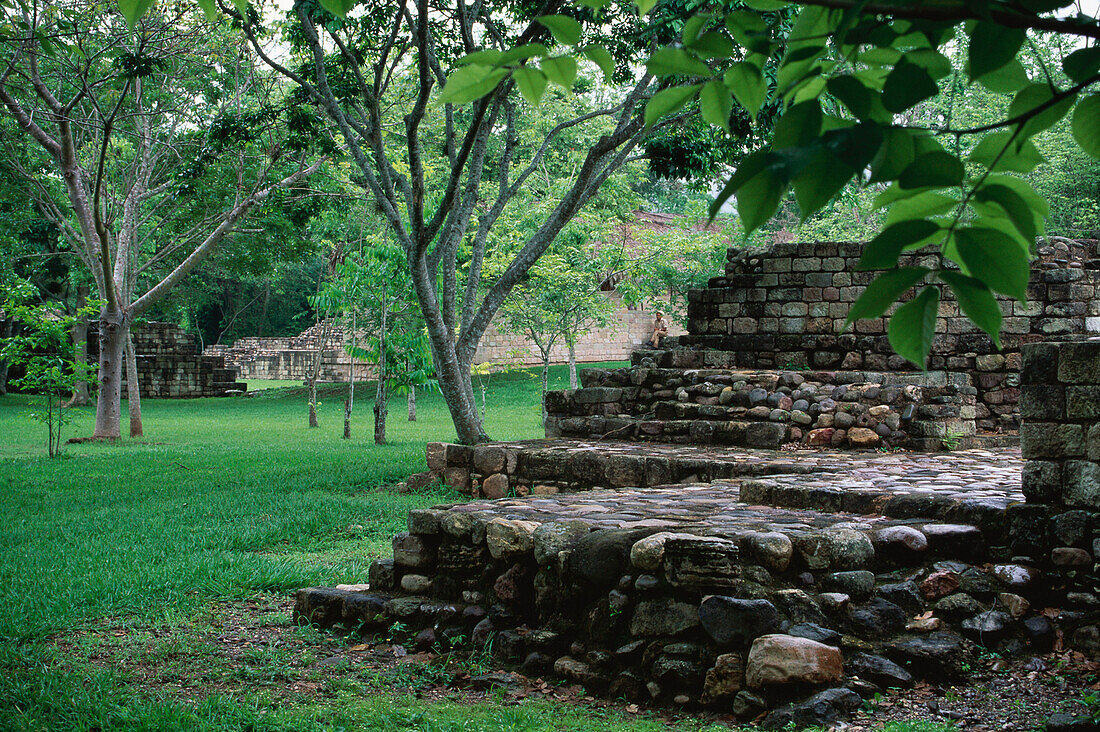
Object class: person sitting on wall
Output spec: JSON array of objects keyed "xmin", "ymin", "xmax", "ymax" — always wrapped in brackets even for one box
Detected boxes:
[{"xmin": 649, "ymin": 310, "xmax": 669, "ymax": 349}]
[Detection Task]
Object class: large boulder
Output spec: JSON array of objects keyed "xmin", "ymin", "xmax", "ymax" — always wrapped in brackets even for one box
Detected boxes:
[{"xmin": 745, "ymin": 634, "xmax": 843, "ymax": 689}]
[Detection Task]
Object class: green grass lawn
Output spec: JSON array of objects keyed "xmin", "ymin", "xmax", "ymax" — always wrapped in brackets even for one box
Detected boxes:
[{"xmin": 0, "ymin": 363, "xmax": 956, "ymax": 731}]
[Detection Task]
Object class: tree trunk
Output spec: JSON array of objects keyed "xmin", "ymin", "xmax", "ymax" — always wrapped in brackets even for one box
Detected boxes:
[
  {"xmin": 125, "ymin": 331, "xmax": 143, "ymax": 438},
  {"xmin": 0, "ymin": 317, "xmax": 12, "ymax": 395},
  {"xmin": 568, "ymin": 341, "xmax": 578, "ymax": 390},
  {"xmin": 308, "ymin": 379, "xmax": 319, "ymax": 428},
  {"xmin": 66, "ymin": 286, "xmax": 90, "ymax": 407},
  {"xmin": 344, "ymin": 312, "xmax": 355, "ymax": 440},
  {"xmin": 93, "ymin": 310, "xmax": 127, "ymax": 439},
  {"xmin": 373, "ymin": 288, "xmax": 387, "ymax": 445},
  {"xmin": 408, "ymin": 384, "xmax": 416, "ymax": 421},
  {"xmin": 540, "ymin": 351, "xmax": 551, "ymax": 426}
]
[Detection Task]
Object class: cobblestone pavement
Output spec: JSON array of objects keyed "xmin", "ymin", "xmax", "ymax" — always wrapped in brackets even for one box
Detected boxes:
[{"xmin": 438, "ymin": 447, "xmax": 1023, "ymax": 535}]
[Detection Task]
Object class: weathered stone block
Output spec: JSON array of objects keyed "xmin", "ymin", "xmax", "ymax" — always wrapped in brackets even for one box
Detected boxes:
[
  {"xmin": 663, "ymin": 535, "xmax": 741, "ymax": 589},
  {"xmin": 745, "ymin": 634, "xmax": 843, "ymax": 688},
  {"xmin": 1019, "ymin": 385, "xmax": 1065, "ymax": 420},
  {"xmin": 1067, "ymin": 385, "xmax": 1100, "ymax": 419},
  {"xmin": 1021, "ymin": 460, "xmax": 1062, "ymax": 503},
  {"xmin": 1021, "ymin": 342, "xmax": 1060, "ymax": 385},
  {"xmin": 472, "ymin": 445, "xmax": 507, "ymax": 474},
  {"xmin": 1064, "ymin": 460, "xmax": 1100, "ymax": 509},
  {"xmin": 1020, "ymin": 422, "xmax": 1085, "ymax": 459},
  {"xmin": 393, "ymin": 532, "xmax": 435, "ymax": 569},
  {"xmin": 1057, "ymin": 341, "xmax": 1100, "ymax": 384},
  {"xmin": 425, "ymin": 442, "xmax": 446, "ymax": 471},
  {"xmin": 482, "ymin": 472, "xmax": 509, "ymax": 499}
]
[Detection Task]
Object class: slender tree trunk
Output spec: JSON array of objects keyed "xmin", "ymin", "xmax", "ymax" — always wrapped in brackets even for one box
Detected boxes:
[
  {"xmin": 540, "ymin": 350, "xmax": 551, "ymax": 426},
  {"xmin": 408, "ymin": 384, "xmax": 416, "ymax": 421},
  {"xmin": 66, "ymin": 286, "xmax": 90, "ymax": 407},
  {"xmin": 373, "ymin": 288, "xmax": 387, "ymax": 445},
  {"xmin": 308, "ymin": 380, "xmax": 319, "ymax": 428},
  {"xmin": 125, "ymin": 332, "xmax": 143, "ymax": 438},
  {"xmin": 0, "ymin": 317, "xmax": 12, "ymax": 395},
  {"xmin": 93, "ymin": 309, "xmax": 127, "ymax": 439},
  {"xmin": 568, "ymin": 341, "xmax": 578, "ymax": 390},
  {"xmin": 344, "ymin": 312, "xmax": 355, "ymax": 440}
]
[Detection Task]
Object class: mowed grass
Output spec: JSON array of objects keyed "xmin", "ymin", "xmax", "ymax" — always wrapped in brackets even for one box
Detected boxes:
[{"xmin": 0, "ymin": 362, "xmax": 958, "ymax": 731}]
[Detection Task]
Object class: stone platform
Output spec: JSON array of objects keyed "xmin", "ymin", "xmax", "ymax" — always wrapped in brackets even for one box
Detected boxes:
[{"xmin": 298, "ymin": 444, "xmax": 1095, "ymax": 728}]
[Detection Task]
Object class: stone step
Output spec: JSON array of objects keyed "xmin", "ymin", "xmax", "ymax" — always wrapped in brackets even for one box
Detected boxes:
[
  {"xmin": 296, "ymin": 471, "xmax": 1089, "ymax": 726},
  {"xmin": 552, "ymin": 366, "xmax": 976, "ymax": 451}
]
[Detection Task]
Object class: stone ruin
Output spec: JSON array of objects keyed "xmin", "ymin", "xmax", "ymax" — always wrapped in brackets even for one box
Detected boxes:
[
  {"xmin": 88, "ymin": 321, "xmax": 246, "ymax": 398},
  {"xmin": 293, "ymin": 240, "xmax": 1099, "ymax": 728}
]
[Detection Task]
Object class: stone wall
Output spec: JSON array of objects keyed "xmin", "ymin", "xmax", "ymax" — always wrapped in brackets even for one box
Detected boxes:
[
  {"xmin": 544, "ymin": 367, "xmax": 976, "ymax": 452},
  {"xmin": 89, "ymin": 321, "xmax": 245, "ymax": 398},
  {"xmin": 206, "ymin": 299, "xmax": 681, "ymax": 382},
  {"xmin": 679, "ymin": 238, "xmax": 1100, "ymax": 431},
  {"xmin": 1010, "ymin": 339, "xmax": 1100, "ymax": 659}
]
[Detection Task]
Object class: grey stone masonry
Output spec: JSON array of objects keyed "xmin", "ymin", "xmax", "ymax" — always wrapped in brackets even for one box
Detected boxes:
[
  {"xmin": 1021, "ymin": 340, "xmax": 1100, "ymax": 509},
  {"xmin": 88, "ymin": 321, "xmax": 246, "ymax": 398},
  {"xmin": 676, "ymin": 238, "xmax": 1100, "ymax": 432}
]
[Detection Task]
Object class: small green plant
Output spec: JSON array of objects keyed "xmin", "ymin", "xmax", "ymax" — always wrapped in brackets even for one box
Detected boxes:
[
  {"xmin": 1082, "ymin": 691, "xmax": 1100, "ymax": 721},
  {"xmin": 940, "ymin": 427, "xmax": 969, "ymax": 451},
  {"xmin": 1, "ymin": 280, "xmax": 98, "ymax": 456}
]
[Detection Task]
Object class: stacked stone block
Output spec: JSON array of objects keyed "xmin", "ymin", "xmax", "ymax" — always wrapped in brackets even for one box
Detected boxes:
[
  {"xmin": 1020, "ymin": 341, "xmax": 1100, "ymax": 510},
  {"xmin": 90, "ymin": 321, "xmax": 245, "ymax": 398},
  {"xmin": 544, "ymin": 367, "xmax": 976, "ymax": 452},
  {"xmin": 676, "ymin": 239, "xmax": 1099, "ymax": 431}
]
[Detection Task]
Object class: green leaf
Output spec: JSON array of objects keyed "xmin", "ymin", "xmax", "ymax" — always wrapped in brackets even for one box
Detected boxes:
[
  {"xmin": 743, "ymin": 0, "xmax": 789, "ymax": 9},
  {"xmin": 1072, "ymin": 95, "xmax": 1100, "ymax": 159},
  {"xmin": 771, "ymin": 100, "xmax": 822, "ymax": 149},
  {"xmin": 985, "ymin": 173, "xmax": 1049, "ymax": 220},
  {"xmin": 710, "ymin": 150, "xmax": 769, "ymax": 219},
  {"xmin": 888, "ymin": 286, "xmax": 940, "ymax": 368},
  {"xmin": 1063, "ymin": 46, "xmax": 1100, "ymax": 84},
  {"xmin": 581, "ymin": 45, "xmax": 615, "ymax": 81},
  {"xmin": 498, "ymin": 44, "xmax": 550, "ymax": 65},
  {"xmin": 513, "ymin": 67, "xmax": 548, "ymax": 105},
  {"xmin": 898, "ymin": 150, "xmax": 964, "ymax": 189},
  {"xmin": 439, "ymin": 65, "xmax": 508, "ymax": 105},
  {"xmin": 690, "ymin": 32, "xmax": 737, "ymax": 58},
  {"xmin": 968, "ymin": 130, "xmax": 1045, "ymax": 173},
  {"xmin": 883, "ymin": 191, "xmax": 958, "ymax": 226},
  {"xmin": 869, "ymin": 128, "xmax": 916, "ymax": 183},
  {"xmin": 317, "ymin": 0, "xmax": 355, "ymax": 17},
  {"xmin": 726, "ymin": 10, "xmax": 772, "ymax": 54},
  {"xmin": 636, "ymin": 0, "xmax": 658, "ymax": 16},
  {"xmin": 646, "ymin": 47, "xmax": 712, "ymax": 77},
  {"xmin": 824, "ymin": 122, "xmax": 884, "ymax": 171},
  {"xmin": 700, "ymin": 80, "xmax": 733, "ymax": 132},
  {"xmin": 537, "ymin": 15, "xmax": 582, "ymax": 46},
  {"xmin": 906, "ymin": 49, "xmax": 952, "ymax": 80},
  {"xmin": 456, "ymin": 49, "xmax": 504, "ymax": 67},
  {"xmin": 737, "ymin": 167, "xmax": 784, "ymax": 232},
  {"xmin": 1009, "ymin": 83, "xmax": 1077, "ymax": 138},
  {"xmin": 682, "ymin": 14, "xmax": 708, "ymax": 44},
  {"xmin": 827, "ymin": 76, "xmax": 873, "ymax": 120},
  {"xmin": 644, "ymin": 84, "xmax": 701, "ymax": 129},
  {"xmin": 882, "ymin": 60, "xmax": 937, "ymax": 113},
  {"xmin": 196, "ymin": 0, "xmax": 218, "ymax": 21},
  {"xmin": 577, "ymin": 0, "xmax": 613, "ymax": 9},
  {"xmin": 117, "ymin": 0, "xmax": 156, "ymax": 25},
  {"xmin": 858, "ymin": 221, "xmax": 941, "ymax": 270},
  {"xmin": 973, "ymin": 183, "xmax": 1038, "ymax": 242},
  {"xmin": 792, "ymin": 147, "xmax": 850, "ymax": 216},
  {"xmin": 968, "ymin": 22, "xmax": 1026, "ymax": 81},
  {"xmin": 846, "ymin": 267, "xmax": 930, "ymax": 323},
  {"xmin": 978, "ymin": 59, "xmax": 1029, "ymax": 93},
  {"xmin": 955, "ymin": 227, "xmax": 1031, "ymax": 300},
  {"xmin": 541, "ymin": 55, "xmax": 578, "ymax": 88},
  {"xmin": 940, "ymin": 271, "xmax": 1002, "ymax": 347},
  {"xmin": 724, "ymin": 62, "xmax": 766, "ymax": 116}
]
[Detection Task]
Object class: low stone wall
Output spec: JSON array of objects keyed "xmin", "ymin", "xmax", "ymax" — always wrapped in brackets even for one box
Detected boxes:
[
  {"xmin": 545, "ymin": 367, "xmax": 975, "ymax": 451},
  {"xmin": 207, "ymin": 301, "xmax": 682, "ymax": 382},
  {"xmin": 90, "ymin": 321, "xmax": 245, "ymax": 398},
  {"xmin": 681, "ymin": 238, "xmax": 1100, "ymax": 431}
]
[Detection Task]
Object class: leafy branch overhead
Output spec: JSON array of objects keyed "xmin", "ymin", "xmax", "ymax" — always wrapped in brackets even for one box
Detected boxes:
[{"xmin": 418, "ymin": 0, "xmax": 1099, "ymax": 368}]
